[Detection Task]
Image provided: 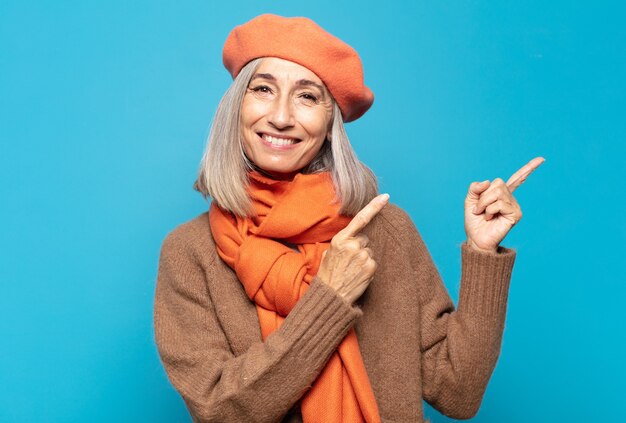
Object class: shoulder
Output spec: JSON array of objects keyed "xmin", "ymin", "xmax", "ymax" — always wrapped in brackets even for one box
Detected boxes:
[
  {"xmin": 376, "ymin": 202, "xmax": 414, "ymax": 230},
  {"xmin": 372, "ymin": 202, "xmax": 425, "ymax": 246},
  {"xmin": 159, "ymin": 211, "xmax": 216, "ymax": 266}
]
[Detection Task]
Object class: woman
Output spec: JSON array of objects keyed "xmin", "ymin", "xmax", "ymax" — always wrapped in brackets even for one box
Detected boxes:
[{"xmin": 153, "ymin": 14, "xmax": 544, "ymax": 423}]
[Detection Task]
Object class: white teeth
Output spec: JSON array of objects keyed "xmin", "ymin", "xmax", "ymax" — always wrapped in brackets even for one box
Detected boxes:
[{"xmin": 263, "ymin": 134, "xmax": 297, "ymax": 146}]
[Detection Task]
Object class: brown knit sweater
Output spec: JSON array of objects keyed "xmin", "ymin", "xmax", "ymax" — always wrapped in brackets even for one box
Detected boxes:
[{"xmin": 153, "ymin": 203, "xmax": 516, "ymax": 422}]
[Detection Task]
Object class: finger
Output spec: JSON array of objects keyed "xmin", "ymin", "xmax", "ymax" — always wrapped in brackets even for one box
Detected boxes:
[
  {"xmin": 473, "ymin": 183, "xmax": 506, "ymax": 214},
  {"xmin": 337, "ymin": 194, "xmax": 390, "ymax": 239},
  {"xmin": 354, "ymin": 233, "xmax": 370, "ymax": 248},
  {"xmin": 353, "ymin": 247, "xmax": 374, "ymax": 263},
  {"xmin": 506, "ymin": 157, "xmax": 545, "ymax": 192},
  {"xmin": 342, "ymin": 239, "xmax": 364, "ymax": 252},
  {"xmin": 467, "ymin": 180, "xmax": 491, "ymax": 198},
  {"xmin": 484, "ymin": 200, "xmax": 517, "ymax": 221}
]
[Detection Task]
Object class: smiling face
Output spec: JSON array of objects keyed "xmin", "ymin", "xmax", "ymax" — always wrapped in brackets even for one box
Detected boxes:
[{"xmin": 240, "ymin": 57, "xmax": 334, "ymax": 180}]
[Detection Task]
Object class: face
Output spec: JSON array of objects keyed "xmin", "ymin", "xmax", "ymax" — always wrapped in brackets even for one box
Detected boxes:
[{"xmin": 240, "ymin": 57, "xmax": 334, "ymax": 180}]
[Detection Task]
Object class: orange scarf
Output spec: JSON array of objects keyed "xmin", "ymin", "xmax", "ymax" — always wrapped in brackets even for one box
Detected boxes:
[{"xmin": 209, "ymin": 170, "xmax": 381, "ymax": 423}]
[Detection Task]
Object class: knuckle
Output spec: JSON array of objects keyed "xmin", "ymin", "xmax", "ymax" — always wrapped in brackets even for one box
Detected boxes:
[
  {"xmin": 346, "ymin": 241, "xmax": 360, "ymax": 252},
  {"xmin": 367, "ymin": 259, "xmax": 378, "ymax": 273},
  {"xmin": 357, "ymin": 250, "xmax": 369, "ymax": 260}
]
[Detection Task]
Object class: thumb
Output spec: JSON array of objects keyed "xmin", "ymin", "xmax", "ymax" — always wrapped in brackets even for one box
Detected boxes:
[{"xmin": 467, "ymin": 180, "xmax": 490, "ymax": 198}]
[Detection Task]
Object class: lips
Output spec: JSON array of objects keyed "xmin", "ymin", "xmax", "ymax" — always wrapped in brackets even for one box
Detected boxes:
[{"xmin": 257, "ymin": 132, "xmax": 302, "ymax": 148}]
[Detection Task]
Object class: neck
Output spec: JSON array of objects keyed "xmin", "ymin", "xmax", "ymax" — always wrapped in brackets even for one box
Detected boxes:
[{"xmin": 249, "ymin": 163, "xmax": 300, "ymax": 181}]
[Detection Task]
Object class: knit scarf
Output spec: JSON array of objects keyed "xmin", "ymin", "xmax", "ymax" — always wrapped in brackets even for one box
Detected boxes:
[{"xmin": 208, "ymin": 170, "xmax": 381, "ymax": 423}]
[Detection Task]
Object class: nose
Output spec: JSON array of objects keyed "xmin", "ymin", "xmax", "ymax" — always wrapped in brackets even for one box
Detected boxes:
[{"xmin": 267, "ymin": 95, "xmax": 295, "ymax": 129}]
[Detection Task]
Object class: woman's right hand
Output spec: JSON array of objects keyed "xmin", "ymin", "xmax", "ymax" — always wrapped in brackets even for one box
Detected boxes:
[{"xmin": 316, "ymin": 194, "xmax": 390, "ymax": 304}]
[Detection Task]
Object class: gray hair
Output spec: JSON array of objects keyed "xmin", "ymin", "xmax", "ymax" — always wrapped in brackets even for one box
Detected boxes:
[{"xmin": 194, "ymin": 58, "xmax": 378, "ymax": 217}]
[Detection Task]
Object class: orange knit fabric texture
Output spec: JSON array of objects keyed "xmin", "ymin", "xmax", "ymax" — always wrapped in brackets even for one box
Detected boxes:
[{"xmin": 209, "ymin": 171, "xmax": 381, "ymax": 423}]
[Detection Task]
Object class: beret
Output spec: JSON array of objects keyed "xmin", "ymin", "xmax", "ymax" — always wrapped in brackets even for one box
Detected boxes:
[{"xmin": 222, "ymin": 14, "xmax": 374, "ymax": 122}]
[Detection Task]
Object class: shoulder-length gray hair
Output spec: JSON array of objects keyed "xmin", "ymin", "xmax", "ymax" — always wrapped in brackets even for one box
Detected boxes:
[{"xmin": 193, "ymin": 57, "xmax": 378, "ymax": 217}]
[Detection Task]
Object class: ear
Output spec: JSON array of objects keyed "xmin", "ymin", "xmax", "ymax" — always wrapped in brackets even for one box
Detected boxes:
[{"xmin": 326, "ymin": 111, "xmax": 334, "ymax": 141}]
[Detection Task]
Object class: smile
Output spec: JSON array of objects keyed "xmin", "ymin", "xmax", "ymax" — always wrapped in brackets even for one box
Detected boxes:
[{"xmin": 258, "ymin": 133, "xmax": 302, "ymax": 149}]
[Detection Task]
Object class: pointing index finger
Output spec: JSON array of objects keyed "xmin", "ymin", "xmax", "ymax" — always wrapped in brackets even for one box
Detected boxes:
[
  {"xmin": 506, "ymin": 157, "xmax": 545, "ymax": 192},
  {"xmin": 337, "ymin": 194, "xmax": 390, "ymax": 239}
]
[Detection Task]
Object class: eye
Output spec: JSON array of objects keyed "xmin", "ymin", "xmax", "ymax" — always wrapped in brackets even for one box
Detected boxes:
[
  {"xmin": 299, "ymin": 92, "xmax": 318, "ymax": 103},
  {"xmin": 250, "ymin": 85, "xmax": 273, "ymax": 94}
]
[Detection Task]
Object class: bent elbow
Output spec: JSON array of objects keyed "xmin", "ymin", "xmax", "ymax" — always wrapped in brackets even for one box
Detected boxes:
[
  {"xmin": 435, "ymin": 394, "xmax": 484, "ymax": 420},
  {"xmin": 426, "ymin": 372, "xmax": 489, "ymax": 420},
  {"xmin": 445, "ymin": 399, "xmax": 482, "ymax": 420},
  {"xmin": 184, "ymin": 390, "xmax": 283, "ymax": 423}
]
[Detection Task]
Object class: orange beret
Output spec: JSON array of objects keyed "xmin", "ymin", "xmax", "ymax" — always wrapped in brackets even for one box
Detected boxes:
[{"xmin": 222, "ymin": 14, "xmax": 374, "ymax": 122}]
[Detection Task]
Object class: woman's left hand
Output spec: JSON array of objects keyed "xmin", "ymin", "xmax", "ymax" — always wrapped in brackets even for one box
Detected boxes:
[{"xmin": 464, "ymin": 157, "xmax": 545, "ymax": 253}]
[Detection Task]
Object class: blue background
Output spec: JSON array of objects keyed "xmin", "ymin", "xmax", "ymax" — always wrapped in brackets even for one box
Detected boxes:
[{"xmin": 1, "ymin": 1, "xmax": 624, "ymax": 421}]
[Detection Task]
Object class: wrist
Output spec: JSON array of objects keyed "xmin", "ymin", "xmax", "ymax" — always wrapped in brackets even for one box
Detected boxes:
[{"xmin": 466, "ymin": 239, "xmax": 498, "ymax": 254}]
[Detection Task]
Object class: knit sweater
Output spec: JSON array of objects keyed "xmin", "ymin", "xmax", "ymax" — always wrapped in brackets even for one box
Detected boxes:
[{"xmin": 153, "ymin": 203, "xmax": 516, "ymax": 422}]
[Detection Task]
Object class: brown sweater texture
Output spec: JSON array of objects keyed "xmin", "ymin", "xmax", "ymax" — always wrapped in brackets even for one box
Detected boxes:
[{"xmin": 153, "ymin": 203, "xmax": 517, "ymax": 423}]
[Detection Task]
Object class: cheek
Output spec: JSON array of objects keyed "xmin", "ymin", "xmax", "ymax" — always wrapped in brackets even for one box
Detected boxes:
[
  {"xmin": 299, "ymin": 110, "xmax": 331, "ymax": 137},
  {"xmin": 241, "ymin": 133, "xmax": 253, "ymax": 155},
  {"xmin": 240, "ymin": 105, "xmax": 258, "ymax": 154},
  {"xmin": 241, "ymin": 98, "xmax": 266, "ymax": 125},
  {"xmin": 240, "ymin": 108, "xmax": 263, "ymax": 154}
]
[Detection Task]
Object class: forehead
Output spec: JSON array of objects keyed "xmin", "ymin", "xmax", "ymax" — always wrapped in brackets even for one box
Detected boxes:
[{"xmin": 255, "ymin": 57, "xmax": 325, "ymax": 86}]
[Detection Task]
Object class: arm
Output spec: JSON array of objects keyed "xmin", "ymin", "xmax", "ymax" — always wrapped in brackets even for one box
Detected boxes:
[
  {"xmin": 153, "ymin": 229, "xmax": 361, "ymax": 423},
  {"xmin": 421, "ymin": 241, "xmax": 515, "ymax": 419},
  {"xmin": 388, "ymin": 209, "xmax": 516, "ymax": 419}
]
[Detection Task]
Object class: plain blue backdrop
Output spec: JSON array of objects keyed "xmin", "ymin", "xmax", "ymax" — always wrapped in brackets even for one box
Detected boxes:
[{"xmin": 1, "ymin": 1, "xmax": 624, "ymax": 421}]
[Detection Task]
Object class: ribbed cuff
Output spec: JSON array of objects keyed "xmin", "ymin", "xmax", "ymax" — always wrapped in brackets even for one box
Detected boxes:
[
  {"xmin": 458, "ymin": 242, "xmax": 517, "ymax": 317},
  {"xmin": 278, "ymin": 277, "xmax": 362, "ymax": 369}
]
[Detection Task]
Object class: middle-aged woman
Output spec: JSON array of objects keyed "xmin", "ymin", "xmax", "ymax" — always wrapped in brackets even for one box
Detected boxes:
[{"xmin": 154, "ymin": 14, "xmax": 545, "ymax": 423}]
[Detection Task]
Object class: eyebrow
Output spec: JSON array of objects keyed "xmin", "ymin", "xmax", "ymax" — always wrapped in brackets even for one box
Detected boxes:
[{"xmin": 250, "ymin": 73, "xmax": 327, "ymax": 97}]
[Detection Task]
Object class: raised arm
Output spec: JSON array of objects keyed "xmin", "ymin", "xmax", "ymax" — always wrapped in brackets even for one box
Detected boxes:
[
  {"xmin": 385, "ymin": 208, "xmax": 516, "ymax": 419},
  {"xmin": 420, "ymin": 241, "xmax": 516, "ymax": 418},
  {"xmin": 153, "ymin": 228, "xmax": 361, "ymax": 422},
  {"xmin": 415, "ymin": 157, "xmax": 541, "ymax": 417}
]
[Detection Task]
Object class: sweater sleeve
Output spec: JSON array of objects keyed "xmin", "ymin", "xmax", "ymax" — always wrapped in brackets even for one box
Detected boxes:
[
  {"xmin": 153, "ymin": 229, "xmax": 361, "ymax": 423},
  {"xmin": 385, "ymin": 208, "xmax": 516, "ymax": 420}
]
